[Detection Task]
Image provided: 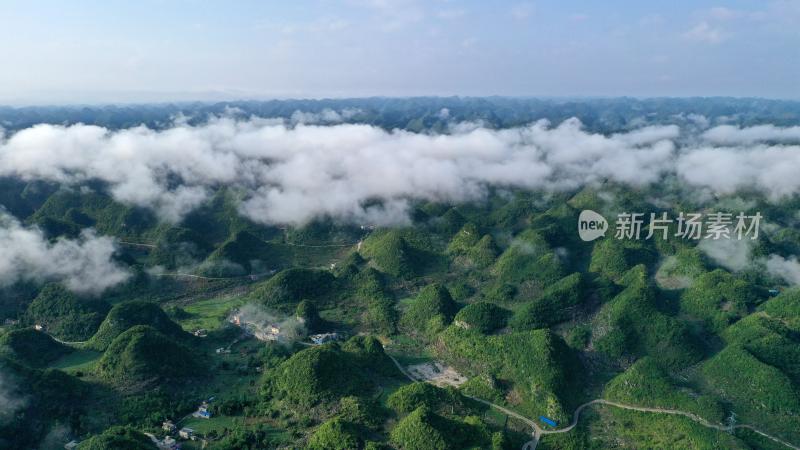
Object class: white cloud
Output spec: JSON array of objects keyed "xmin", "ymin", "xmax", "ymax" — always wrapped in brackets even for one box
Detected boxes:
[
  {"xmin": 682, "ymin": 21, "xmax": 728, "ymax": 44},
  {"xmin": 3, "ymin": 117, "xmax": 800, "ymax": 227},
  {"xmin": 0, "ymin": 117, "xmax": 681, "ymax": 226},
  {"xmin": 707, "ymin": 7, "xmax": 744, "ymax": 21},
  {"xmin": 702, "ymin": 124, "xmax": 800, "ymax": 145},
  {"xmin": 511, "ymin": 2, "xmax": 534, "ymax": 20},
  {"xmin": 765, "ymin": 254, "xmax": 800, "ymax": 285},
  {"xmin": 676, "ymin": 144, "xmax": 800, "ymax": 199},
  {"xmin": 290, "ymin": 108, "xmax": 361, "ymax": 125},
  {"xmin": 0, "ymin": 214, "xmax": 129, "ymax": 294},
  {"xmin": 698, "ymin": 236, "xmax": 753, "ymax": 271},
  {"xmin": 0, "ymin": 368, "xmax": 26, "ymax": 424}
]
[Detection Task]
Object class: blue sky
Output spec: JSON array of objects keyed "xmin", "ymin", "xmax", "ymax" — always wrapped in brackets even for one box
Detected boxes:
[{"xmin": 1, "ymin": 0, "xmax": 798, "ymax": 104}]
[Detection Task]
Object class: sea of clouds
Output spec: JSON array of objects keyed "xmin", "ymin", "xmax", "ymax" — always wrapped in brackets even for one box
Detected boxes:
[
  {"xmin": 0, "ymin": 113, "xmax": 799, "ymax": 291},
  {"xmin": 1, "ymin": 116, "xmax": 798, "ymax": 226}
]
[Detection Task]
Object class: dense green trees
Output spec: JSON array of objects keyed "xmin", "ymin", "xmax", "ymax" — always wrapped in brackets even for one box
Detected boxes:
[
  {"xmin": 0, "ymin": 328, "xmax": 71, "ymax": 367},
  {"xmin": 148, "ymin": 226, "xmax": 211, "ymax": 270},
  {"xmin": 589, "ymin": 239, "xmax": 656, "ymax": 281},
  {"xmin": 88, "ymin": 301, "xmax": 187, "ymax": 351},
  {"xmin": 702, "ymin": 345, "xmax": 800, "ymax": 415},
  {"xmin": 453, "ymin": 302, "xmax": 508, "ymax": 333},
  {"xmin": 722, "ymin": 313, "xmax": 800, "ymax": 382},
  {"xmin": 492, "ymin": 230, "xmax": 565, "ymax": 290},
  {"xmin": 360, "ymin": 230, "xmax": 434, "ymax": 278},
  {"xmin": 347, "ymin": 267, "xmax": 397, "ymax": 334},
  {"xmin": 681, "ymin": 269, "xmax": 763, "ymax": 332},
  {"xmin": 592, "ymin": 266, "xmax": 703, "ymax": 369},
  {"xmin": 447, "ymin": 223, "xmax": 499, "ymax": 268},
  {"xmin": 439, "ymin": 327, "xmax": 580, "ymax": 422},
  {"xmin": 252, "ymin": 268, "xmax": 335, "ymax": 309},
  {"xmin": 78, "ymin": 426, "xmax": 156, "ymax": 450},
  {"xmin": 307, "ymin": 417, "xmax": 363, "ymax": 450},
  {"xmin": 388, "ymin": 382, "xmax": 454, "ymax": 414},
  {"xmin": 24, "ymin": 284, "xmax": 110, "ymax": 341},
  {"xmin": 201, "ymin": 230, "xmax": 289, "ymax": 276},
  {"xmin": 510, "ymin": 273, "xmax": 586, "ymax": 330},
  {"xmin": 389, "ymin": 406, "xmax": 490, "ymax": 450},
  {"xmin": 401, "ymin": 284, "xmax": 458, "ymax": 336},
  {"xmin": 0, "ymin": 357, "xmax": 89, "ymax": 450},
  {"xmin": 605, "ymin": 357, "xmax": 725, "ymax": 423},
  {"xmin": 296, "ymin": 299, "xmax": 321, "ymax": 333},
  {"xmin": 95, "ymin": 325, "xmax": 201, "ymax": 386},
  {"xmin": 271, "ymin": 336, "xmax": 396, "ymax": 408}
]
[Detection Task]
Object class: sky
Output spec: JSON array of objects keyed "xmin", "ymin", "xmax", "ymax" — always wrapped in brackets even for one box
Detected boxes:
[{"xmin": 0, "ymin": 0, "xmax": 798, "ymax": 104}]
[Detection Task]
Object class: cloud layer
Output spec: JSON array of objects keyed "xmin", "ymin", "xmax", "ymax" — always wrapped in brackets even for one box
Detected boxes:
[
  {"xmin": 0, "ymin": 369, "xmax": 25, "ymax": 424},
  {"xmin": 0, "ymin": 117, "xmax": 799, "ymax": 226},
  {"xmin": 0, "ymin": 214, "xmax": 129, "ymax": 294}
]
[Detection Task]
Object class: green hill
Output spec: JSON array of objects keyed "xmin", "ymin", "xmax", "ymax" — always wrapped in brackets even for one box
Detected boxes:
[
  {"xmin": 272, "ymin": 336, "xmax": 396, "ymax": 408},
  {"xmin": 401, "ymin": 284, "xmax": 458, "ymax": 336},
  {"xmin": 453, "ymin": 302, "xmax": 508, "ymax": 333},
  {"xmin": 24, "ymin": 284, "xmax": 110, "ymax": 341},
  {"xmin": 88, "ymin": 301, "xmax": 187, "ymax": 351},
  {"xmin": 439, "ymin": 326, "xmax": 580, "ymax": 423},
  {"xmin": 759, "ymin": 289, "xmax": 800, "ymax": 331},
  {"xmin": 0, "ymin": 357, "xmax": 89, "ymax": 450},
  {"xmin": 148, "ymin": 226, "xmax": 211, "ymax": 270},
  {"xmin": 447, "ymin": 223, "xmax": 499, "ymax": 269},
  {"xmin": 78, "ymin": 426, "xmax": 156, "ymax": 450},
  {"xmin": 604, "ymin": 357, "xmax": 724, "ymax": 423},
  {"xmin": 722, "ymin": 313, "xmax": 800, "ymax": 382},
  {"xmin": 360, "ymin": 229, "xmax": 437, "ymax": 278},
  {"xmin": 389, "ymin": 406, "xmax": 489, "ymax": 450},
  {"xmin": 272, "ymin": 345, "xmax": 366, "ymax": 408},
  {"xmin": 307, "ymin": 417, "xmax": 363, "ymax": 450},
  {"xmin": 346, "ymin": 267, "xmax": 397, "ymax": 334},
  {"xmin": 701, "ymin": 344, "xmax": 800, "ymax": 437},
  {"xmin": 251, "ymin": 268, "xmax": 335, "ymax": 311},
  {"xmin": 467, "ymin": 235, "xmax": 500, "ymax": 268},
  {"xmin": 446, "ymin": 223, "xmax": 481, "ymax": 254},
  {"xmin": 492, "ymin": 229, "xmax": 565, "ymax": 288},
  {"xmin": 510, "ymin": 272, "xmax": 587, "ymax": 330},
  {"xmin": 0, "ymin": 328, "xmax": 72, "ymax": 367},
  {"xmin": 201, "ymin": 230, "xmax": 290, "ymax": 276},
  {"xmin": 94, "ymin": 325, "xmax": 201, "ymax": 386},
  {"xmin": 681, "ymin": 269, "xmax": 764, "ymax": 333},
  {"xmin": 592, "ymin": 266, "xmax": 703, "ymax": 369},
  {"xmin": 180, "ymin": 187, "xmax": 259, "ymax": 245},
  {"xmin": 31, "ymin": 189, "xmax": 157, "ymax": 238},
  {"xmin": 588, "ymin": 238, "xmax": 657, "ymax": 281},
  {"xmin": 387, "ymin": 382, "xmax": 468, "ymax": 414}
]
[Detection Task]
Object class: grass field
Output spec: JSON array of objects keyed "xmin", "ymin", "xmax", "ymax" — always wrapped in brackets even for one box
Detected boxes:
[
  {"xmin": 177, "ymin": 294, "xmax": 248, "ymax": 331},
  {"xmin": 50, "ymin": 348, "xmax": 102, "ymax": 371},
  {"xmin": 180, "ymin": 415, "xmax": 242, "ymax": 434},
  {"xmin": 176, "ymin": 418, "xmax": 291, "ymax": 449}
]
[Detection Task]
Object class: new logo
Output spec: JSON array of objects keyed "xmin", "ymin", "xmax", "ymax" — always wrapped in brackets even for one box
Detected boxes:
[{"xmin": 578, "ymin": 210, "xmax": 608, "ymax": 241}]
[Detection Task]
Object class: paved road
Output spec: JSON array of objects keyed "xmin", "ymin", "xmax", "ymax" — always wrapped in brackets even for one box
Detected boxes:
[
  {"xmin": 537, "ymin": 399, "xmax": 800, "ymax": 450},
  {"xmin": 42, "ymin": 331, "xmax": 87, "ymax": 346},
  {"xmin": 385, "ymin": 354, "xmax": 800, "ymax": 450}
]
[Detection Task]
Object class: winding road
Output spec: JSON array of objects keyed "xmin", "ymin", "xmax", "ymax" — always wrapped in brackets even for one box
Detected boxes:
[{"xmin": 385, "ymin": 354, "xmax": 800, "ymax": 450}]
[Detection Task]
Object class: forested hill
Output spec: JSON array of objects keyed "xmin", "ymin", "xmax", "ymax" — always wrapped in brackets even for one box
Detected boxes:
[
  {"xmin": 2, "ymin": 96, "xmax": 800, "ymax": 133},
  {"xmin": 1, "ymin": 100, "xmax": 800, "ymax": 449}
]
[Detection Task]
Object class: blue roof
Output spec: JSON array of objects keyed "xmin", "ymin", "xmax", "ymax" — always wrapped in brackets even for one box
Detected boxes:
[{"xmin": 539, "ymin": 416, "xmax": 558, "ymax": 427}]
